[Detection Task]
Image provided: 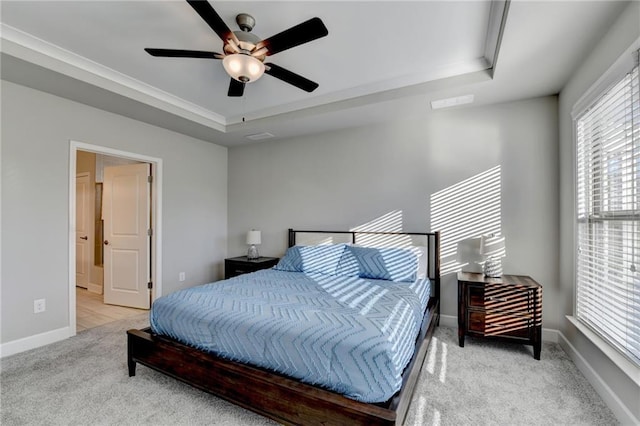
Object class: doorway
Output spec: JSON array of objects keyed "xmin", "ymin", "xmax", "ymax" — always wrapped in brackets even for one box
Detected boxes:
[
  {"xmin": 76, "ymin": 287, "xmax": 143, "ymax": 332},
  {"xmin": 69, "ymin": 141, "xmax": 163, "ymax": 334}
]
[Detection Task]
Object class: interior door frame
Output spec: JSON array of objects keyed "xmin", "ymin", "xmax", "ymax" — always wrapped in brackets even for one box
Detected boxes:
[
  {"xmin": 68, "ymin": 140, "xmax": 163, "ymax": 335},
  {"xmin": 75, "ymin": 171, "xmax": 92, "ymax": 289}
]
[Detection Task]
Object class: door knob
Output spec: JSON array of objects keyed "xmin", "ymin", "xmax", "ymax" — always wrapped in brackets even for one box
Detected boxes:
[
  {"xmin": 80, "ymin": 236, "xmax": 88, "ymax": 240},
  {"xmin": 104, "ymin": 240, "xmax": 110, "ymax": 245}
]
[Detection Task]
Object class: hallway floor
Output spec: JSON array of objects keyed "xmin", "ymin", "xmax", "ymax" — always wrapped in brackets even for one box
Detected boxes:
[{"xmin": 76, "ymin": 287, "xmax": 147, "ymax": 332}]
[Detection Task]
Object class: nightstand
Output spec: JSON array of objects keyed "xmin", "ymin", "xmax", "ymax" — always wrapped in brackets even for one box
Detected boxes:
[
  {"xmin": 458, "ymin": 272, "xmax": 543, "ymax": 360},
  {"xmin": 224, "ymin": 256, "xmax": 279, "ymax": 279}
]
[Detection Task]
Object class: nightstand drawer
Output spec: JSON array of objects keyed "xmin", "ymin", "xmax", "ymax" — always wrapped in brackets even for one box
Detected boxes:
[
  {"xmin": 229, "ymin": 264, "xmax": 255, "ymax": 275},
  {"xmin": 224, "ymin": 256, "xmax": 279, "ymax": 279},
  {"xmin": 468, "ymin": 310, "xmax": 532, "ymax": 339},
  {"xmin": 468, "ymin": 284, "xmax": 533, "ymax": 314},
  {"xmin": 468, "ymin": 285, "xmax": 486, "ymax": 308}
]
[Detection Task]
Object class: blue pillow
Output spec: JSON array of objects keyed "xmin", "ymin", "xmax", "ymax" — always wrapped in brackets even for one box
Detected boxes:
[
  {"xmin": 334, "ymin": 247, "xmax": 361, "ymax": 277},
  {"xmin": 274, "ymin": 244, "xmax": 347, "ymax": 275},
  {"xmin": 346, "ymin": 246, "xmax": 418, "ymax": 282}
]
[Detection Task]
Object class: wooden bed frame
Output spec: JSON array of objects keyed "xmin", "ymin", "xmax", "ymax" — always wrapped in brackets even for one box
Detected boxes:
[{"xmin": 127, "ymin": 229, "xmax": 440, "ymax": 426}]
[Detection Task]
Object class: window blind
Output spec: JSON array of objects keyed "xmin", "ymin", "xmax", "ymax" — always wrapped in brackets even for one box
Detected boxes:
[{"xmin": 575, "ymin": 51, "xmax": 639, "ymax": 366}]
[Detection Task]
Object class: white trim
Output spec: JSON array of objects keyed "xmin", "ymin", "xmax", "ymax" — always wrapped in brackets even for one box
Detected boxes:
[
  {"xmin": 483, "ymin": 0, "xmax": 509, "ymax": 72},
  {"xmin": 0, "ymin": 85, "xmax": 2, "ymax": 349},
  {"xmin": 569, "ymin": 40, "xmax": 640, "ymax": 390},
  {"xmin": 75, "ymin": 171, "xmax": 92, "ymax": 290},
  {"xmin": 439, "ymin": 314, "xmax": 457, "ymax": 328},
  {"xmin": 0, "ymin": 24, "xmax": 226, "ymax": 131},
  {"xmin": 0, "ymin": 20, "xmax": 504, "ymax": 130},
  {"xmin": 567, "ymin": 316, "xmax": 640, "ymax": 386},
  {"xmin": 69, "ymin": 148, "xmax": 78, "ymax": 333},
  {"xmin": 571, "ymin": 37, "xmax": 640, "ymax": 119},
  {"xmin": 558, "ymin": 327, "xmax": 639, "ymax": 425},
  {"xmin": 0, "ymin": 327, "xmax": 71, "ymax": 358},
  {"xmin": 69, "ymin": 141, "xmax": 163, "ymax": 337},
  {"xmin": 542, "ymin": 328, "xmax": 559, "ymax": 343}
]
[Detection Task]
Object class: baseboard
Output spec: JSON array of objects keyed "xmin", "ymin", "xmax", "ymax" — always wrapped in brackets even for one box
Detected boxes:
[
  {"xmin": 542, "ymin": 327, "xmax": 559, "ymax": 343},
  {"xmin": 0, "ymin": 326, "xmax": 71, "ymax": 358},
  {"xmin": 439, "ymin": 314, "xmax": 457, "ymax": 328},
  {"xmin": 557, "ymin": 331, "xmax": 639, "ymax": 425}
]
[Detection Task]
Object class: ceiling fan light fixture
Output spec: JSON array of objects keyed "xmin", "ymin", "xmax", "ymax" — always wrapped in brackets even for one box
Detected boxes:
[{"xmin": 223, "ymin": 53, "xmax": 265, "ymax": 83}]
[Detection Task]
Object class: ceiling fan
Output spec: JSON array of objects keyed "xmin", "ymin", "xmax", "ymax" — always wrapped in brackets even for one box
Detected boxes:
[{"xmin": 145, "ymin": 0, "xmax": 328, "ymax": 97}]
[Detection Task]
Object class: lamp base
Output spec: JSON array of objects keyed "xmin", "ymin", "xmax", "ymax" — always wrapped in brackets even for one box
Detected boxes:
[
  {"xmin": 461, "ymin": 261, "xmax": 484, "ymax": 274},
  {"xmin": 484, "ymin": 257, "xmax": 502, "ymax": 277},
  {"xmin": 247, "ymin": 244, "xmax": 259, "ymax": 260}
]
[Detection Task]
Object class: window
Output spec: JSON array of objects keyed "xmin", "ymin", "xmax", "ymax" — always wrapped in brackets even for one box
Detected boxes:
[{"xmin": 575, "ymin": 51, "xmax": 639, "ymax": 366}]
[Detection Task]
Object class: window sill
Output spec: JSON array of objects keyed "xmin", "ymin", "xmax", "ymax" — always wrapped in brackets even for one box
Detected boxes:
[{"xmin": 566, "ymin": 315, "xmax": 640, "ymax": 386}]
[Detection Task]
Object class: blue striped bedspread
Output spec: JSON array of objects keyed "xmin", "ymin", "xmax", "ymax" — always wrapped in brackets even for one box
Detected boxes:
[{"xmin": 150, "ymin": 269, "xmax": 431, "ymax": 403}]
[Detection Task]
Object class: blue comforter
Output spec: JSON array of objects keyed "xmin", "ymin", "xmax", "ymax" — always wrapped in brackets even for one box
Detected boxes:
[{"xmin": 150, "ymin": 269, "xmax": 431, "ymax": 403}]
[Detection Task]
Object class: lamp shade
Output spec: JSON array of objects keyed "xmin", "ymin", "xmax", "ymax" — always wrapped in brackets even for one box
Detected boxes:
[
  {"xmin": 456, "ymin": 237, "xmax": 484, "ymax": 263},
  {"xmin": 480, "ymin": 235, "xmax": 506, "ymax": 258},
  {"xmin": 223, "ymin": 53, "xmax": 265, "ymax": 83},
  {"xmin": 246, "ymin": 230, "xmax": 262, "ymax": 245}
]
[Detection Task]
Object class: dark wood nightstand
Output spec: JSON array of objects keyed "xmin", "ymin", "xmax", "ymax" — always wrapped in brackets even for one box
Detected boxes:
[
  {"xmin": 224, "ymin": 256, "xmax": 279, "ymax": 279},
  {"xmin": 458, "ymin": 272, "xmax": 543, "ymax": 360}
]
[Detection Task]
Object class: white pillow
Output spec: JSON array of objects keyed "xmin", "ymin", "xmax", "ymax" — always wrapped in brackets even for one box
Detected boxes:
[{"xmin": 411, "ymin": 246, "xmax": 428, "ymax": 279}]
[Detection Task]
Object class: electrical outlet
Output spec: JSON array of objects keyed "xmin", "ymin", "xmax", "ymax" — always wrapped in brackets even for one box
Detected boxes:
[
  {"xmin": 34, "ymin": 299, "xmax": 46, "ymax": 314},
  {"xmin": 179, "ymin": 272, "xmax": 186, "ymax": 282}
]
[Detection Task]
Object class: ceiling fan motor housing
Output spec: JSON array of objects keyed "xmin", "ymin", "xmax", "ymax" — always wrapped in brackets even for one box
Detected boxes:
[
  {"xmin": 223, "ymin": 31, "xmax": 264, "ymax": 59},
  {"xmin": 236, "ymin": 13, "xmax": 256, "ymax": 32}
]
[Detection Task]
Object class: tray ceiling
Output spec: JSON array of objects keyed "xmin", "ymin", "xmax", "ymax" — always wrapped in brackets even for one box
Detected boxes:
[{"xmin": 0, "ymin": 1, "xmax": 628, "ymax": 146}]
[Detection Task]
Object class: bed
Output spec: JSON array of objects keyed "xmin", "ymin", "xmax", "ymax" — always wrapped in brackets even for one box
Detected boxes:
[{"xmin": 127, "ymin": 229, "xmax": 440, "ymax": 425}]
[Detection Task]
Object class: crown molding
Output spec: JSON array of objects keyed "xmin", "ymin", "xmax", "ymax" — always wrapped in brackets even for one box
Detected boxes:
[
  {"xmin": 484, "ymin": 0, "xmax": 510, "ymax": 72},
  {"xmin": 0, "ymin": 0, "xmax": 508, "ymax": 137},
  {"xmin": 0, "ymin": 24, "xmax": 227, "ymax": 132},
  {"xmin": 227, "ymin": 56, "xmax": 492, "ymax": 126}
]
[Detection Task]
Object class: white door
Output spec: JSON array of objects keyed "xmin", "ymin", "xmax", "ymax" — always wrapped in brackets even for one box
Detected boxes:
[
  {"xmin": 103, "ymin": 163, "xmax": 151, "ymax": 309},
  {"xmin": 75, "ymin": 173, "xmax": 91, "ymax": 289}
]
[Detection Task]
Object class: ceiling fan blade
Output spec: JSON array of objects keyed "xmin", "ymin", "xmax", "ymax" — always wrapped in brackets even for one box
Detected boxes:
[
  {"xmin": 145, "ymin": 48, "xmax": 223, "ymax": 59},
  {"xmin": 186, "ymin": 0, "xmax": 239, "ymax": 45},
  {"xmin": 228, "ymin": 78, "xmax": 245, "ymax": 97},
  {"xmin": 259, "ymin": 17, "xmax": 328, "ymax": 56},
  {"xmin": 264, "ymin": 63, "xmax": 319, "ymax": 92}
]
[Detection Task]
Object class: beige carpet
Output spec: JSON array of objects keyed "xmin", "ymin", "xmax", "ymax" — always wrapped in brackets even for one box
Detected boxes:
[{"xmin": 1, "ymin": 314, "xmax": 618, "ymax": 425}]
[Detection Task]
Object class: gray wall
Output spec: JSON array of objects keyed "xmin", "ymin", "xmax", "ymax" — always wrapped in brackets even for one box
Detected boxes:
[
  {"xmin": 558, "ymin": 1, "xmax": 640, "ymax": 423},
  {"xmin": 228, "ymin": 96, "xmax": 560, "ymax": 327},
  {"xmin": 1, "ymin": 80, "xmax": 228, "ymax": 343}
]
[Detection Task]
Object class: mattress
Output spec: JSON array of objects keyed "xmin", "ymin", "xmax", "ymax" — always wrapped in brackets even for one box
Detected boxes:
[{"xmin": 150, "ymin": 269, "xmax": 431, "ymax": 403}]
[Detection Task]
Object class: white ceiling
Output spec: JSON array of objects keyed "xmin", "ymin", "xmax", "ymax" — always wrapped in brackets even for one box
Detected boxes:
[{"xmin": 0, "ymin": 1, "xmax": 628, "ymax": 146}]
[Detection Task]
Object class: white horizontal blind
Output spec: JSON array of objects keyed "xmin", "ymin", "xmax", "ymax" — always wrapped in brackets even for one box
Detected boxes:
[{"xmin": 575, "ymin": 51, "xmax": 640, "ymax": 366}]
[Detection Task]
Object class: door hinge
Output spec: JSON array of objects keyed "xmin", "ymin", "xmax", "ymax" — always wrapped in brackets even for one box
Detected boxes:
[
  {"xmin": 148, "ymin": 281, "xmax": 153, "ymax": 289},
  {"xmin": 148, "ymin": 175, "xmax": 153, "ymax": 183},
  {"xmin": 148, "ymin": 228, "xmax": 153, "ymax": 236}
]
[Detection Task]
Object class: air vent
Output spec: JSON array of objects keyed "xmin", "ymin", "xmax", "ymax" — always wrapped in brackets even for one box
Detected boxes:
[{"xmin": 245, "ymin": 132, "xmax": 275, "ymax": 141}]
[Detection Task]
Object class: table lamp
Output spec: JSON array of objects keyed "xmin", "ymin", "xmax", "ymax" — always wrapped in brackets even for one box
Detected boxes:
[
  {"xmin": 246, "ymin": 230, "xmax": 261, "ymax": 260},
  {"xmin": 456, "ymin": 237, "xmax": 484, "ymax": 273},
  {"xmin": 480, "ymin": 235, "xmax": 506, "ymax": 277}
]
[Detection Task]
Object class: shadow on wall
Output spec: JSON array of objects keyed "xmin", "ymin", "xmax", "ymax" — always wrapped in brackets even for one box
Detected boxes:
[
  {"xmin": 295, "ymin": 164, "xmax": 503, "ymax": 276},
  {"xmin": 351, "ymin": 210, "xmax": 414, "ymax": 247},
  {"xmin": 294, "ymin": 210, "xmax": 412, "ymax": 246},
  {"xmin": 430, "ymin": 165, "xmax": 502, "ymax": 275}
]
